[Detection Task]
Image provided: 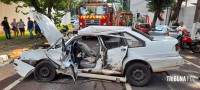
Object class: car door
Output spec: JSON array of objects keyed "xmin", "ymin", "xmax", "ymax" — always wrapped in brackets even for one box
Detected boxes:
[
  {"xmin": 46, "ymin": 38, "xmax": 78, "ymax": 81},
  {"xmin": 100, "ymin": 35, "xmax": 128, "ymax": 71}
]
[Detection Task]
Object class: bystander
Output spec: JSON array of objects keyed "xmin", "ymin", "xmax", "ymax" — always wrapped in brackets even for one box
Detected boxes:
[
  {"xmin": 11, "ymin": 18, "xmax": 19, "ymax": 39},
  {"xmin": 1, "ymin": 17, "xmax": 11, "ymax": 40},
  {"xmin": 34, "ymin": 21, "xmax": 42, "ymax": 39},
  {"xmin": 17, "ymin": 19, "xmax": 25, "ymax": 36},
  {"xmin": 27, "ymin": 17, "xmax": 34, "ymax": 39}
]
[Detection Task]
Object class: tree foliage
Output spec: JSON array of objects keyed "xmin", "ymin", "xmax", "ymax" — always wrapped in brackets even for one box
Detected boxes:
[
  {"xmin": 146, "ymin": 0, "xmax": 175, "ymax": 27},
  {"xmin": 146, "ymin": 0, "xmax": 175, "ymax": 13},
  {"xmin": 170, "ymin": 0, "xmax": 185, "ymax": 21}
]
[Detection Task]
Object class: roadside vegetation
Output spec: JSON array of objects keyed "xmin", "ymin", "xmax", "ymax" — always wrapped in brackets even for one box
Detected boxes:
[{"xmin": 0, "ymin": 30, "xmax": 46, "ymax": 55}]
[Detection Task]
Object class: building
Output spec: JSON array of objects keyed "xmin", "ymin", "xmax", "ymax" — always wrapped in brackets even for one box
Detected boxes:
[
  {"xmin": 130, "ymin": 0, "xmax": 167, "ymax": 25},
  {"xmin": 0, "ymin": 2, "xmax": 32, "ymax": 34},
  {"xmin": 130, "ymin": 0, "xmax": 198, "ymax": 32}
]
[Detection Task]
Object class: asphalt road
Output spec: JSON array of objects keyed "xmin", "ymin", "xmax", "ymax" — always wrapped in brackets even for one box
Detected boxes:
[{"xmin": 1, "ymin": 38, "xmax": 200, "ymax": 90}]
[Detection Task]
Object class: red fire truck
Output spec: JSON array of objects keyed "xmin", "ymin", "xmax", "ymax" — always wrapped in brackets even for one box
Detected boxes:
[
  {"xmin": 78, "ymin": 2, "xmax": 115, "ymax": 29},
  {"xmin": 78, "ymin": 1, "xmax": 133, "ymax": 29}
]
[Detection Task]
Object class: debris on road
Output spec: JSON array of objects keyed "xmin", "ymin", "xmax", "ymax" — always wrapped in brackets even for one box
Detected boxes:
[
  {"xmin": 9, "ymin": 48, "xmax": 29, "ymax": 58},
  {"xmin": 0, "ymin": 55, "xmax": 9, "ymax": 66}
]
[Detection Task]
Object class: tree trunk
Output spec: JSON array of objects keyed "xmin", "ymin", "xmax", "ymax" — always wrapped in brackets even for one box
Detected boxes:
[
  {"xmin": 30, "ymin": 0, "xmax": 43, "ymax": 13},
  {"xmin": 171, "ymin": 0, "xmax": 184, "ymax": 21},
  {"xmin": 168, "ymin": 9, "xmax": 172, "ymax": 25},
  {"xmin": 151, "ymin": 11, "xmax": 158, "ymax": 28},
  {"xmin": 47, "ymin": 0, "xmax": 54, "ymax": 19}
]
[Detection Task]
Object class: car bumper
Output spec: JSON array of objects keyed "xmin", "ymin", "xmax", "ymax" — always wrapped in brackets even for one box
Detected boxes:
[
  {"xmin": 13, "ymin": 59, "xmax": 35, "ymax": 77},
  {"xmin": 148, "ymin": 56, "xmax": 183, "ymax": 72}
]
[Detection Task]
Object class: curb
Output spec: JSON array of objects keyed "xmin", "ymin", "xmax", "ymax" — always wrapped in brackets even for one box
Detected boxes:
[{"xmin": 0, "ymin": 59, "xmax": 13, "ymax": 66}]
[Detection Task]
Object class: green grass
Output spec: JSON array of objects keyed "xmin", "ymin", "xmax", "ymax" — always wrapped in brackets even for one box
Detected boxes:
[
  {"xmin": 0, "ymin": 30, "xmax": 30, "ymax": 40},
  {"xmin": 0, "ymin": 34, "xmax": 46, "ymax": 55}
]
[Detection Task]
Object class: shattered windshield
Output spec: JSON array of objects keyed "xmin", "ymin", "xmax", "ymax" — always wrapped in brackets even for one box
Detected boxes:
[{"xmin": 80, "ymin": 5, "xmax": 107, "ymax": 15}]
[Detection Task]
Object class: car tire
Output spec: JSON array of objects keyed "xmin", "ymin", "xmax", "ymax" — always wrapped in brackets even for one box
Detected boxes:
[
  {"xmin": 34, "ymin": 61, "xmax": 56, "ymax": 82},
  {"xmin": 126, "ymin": 63, "xmax": 151, "ymax": 86},
  {"xmin": 191, "ymin": 44, "xmax": 200, "ymax": 53}
]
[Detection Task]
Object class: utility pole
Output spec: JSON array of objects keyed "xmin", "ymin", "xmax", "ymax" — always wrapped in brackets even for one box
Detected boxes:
[{"xmin": 191, "ymin": 0, "xmax": 200, "ymax": 39}]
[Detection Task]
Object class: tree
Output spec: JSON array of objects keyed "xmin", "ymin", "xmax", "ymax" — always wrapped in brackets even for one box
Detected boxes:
[
  {"xmin": 0, "ymin": 0, "xmax": 79, "ymax": 26},
  {"xmin": 146, "ymin": 0, "xmax": 175, "ymax": 28},
  {"xmin": 170, "ymin": 0, "xmax": 185, "ymax": 21}
]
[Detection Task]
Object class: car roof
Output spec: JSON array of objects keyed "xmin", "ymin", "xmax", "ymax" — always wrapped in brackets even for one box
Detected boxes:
[
  {"xmin": 156, "ymin": 25, "xmax": 167, "ymax": 27},
  {"xmin": 78, "ymin": 26, "xmax": 132, "ymax": 35}
]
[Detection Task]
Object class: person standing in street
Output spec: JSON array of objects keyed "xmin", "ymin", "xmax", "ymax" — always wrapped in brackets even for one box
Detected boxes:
[
  {"xmin": 27, "ymin": 17, "xmax": 34, "ymax": 39},
  {"xmin": 1, "ymin": 17, "xmax": 11, "ymax": 40},
  {"xmin": 17, "ymin": 19, "xmax": 26, "ymax": 36},
  {"xmin": 11, "ymin": 18, "xmax": 19, "ymax": 39}
]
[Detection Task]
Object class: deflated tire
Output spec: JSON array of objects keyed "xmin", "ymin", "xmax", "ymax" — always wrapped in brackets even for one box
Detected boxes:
[{"xmin": 34, "ymin": 61, "xmax": 56, "ymax": 82}]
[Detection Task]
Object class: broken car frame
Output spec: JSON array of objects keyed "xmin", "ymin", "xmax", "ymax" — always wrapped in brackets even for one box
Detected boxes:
[{"xmin": 13, "ymin": 12, "xmax": 183, "ymax": 87}]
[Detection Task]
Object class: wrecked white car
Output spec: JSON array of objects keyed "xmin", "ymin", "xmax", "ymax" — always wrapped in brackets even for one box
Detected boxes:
[{"xmin": 13, "ymin": 12, "xmax": 183, "ymax": 86}]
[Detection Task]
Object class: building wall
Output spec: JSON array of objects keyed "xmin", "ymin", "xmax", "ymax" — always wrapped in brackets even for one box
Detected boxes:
[
  {"xmin": 130, "ymin": 0, "xmax": 148, "ymax": 14},
  {"xmin": 178, "ymin": 6, "xmax": 196, "ymax": 32},
  {"xmin": 130, "ymin": 0, "xmax": 197, "ymax": 29},
  {"xmin": 0, "ymin": 2, "xmax": 33, "ymax": 31},
  {"xmin": 130, "ymin": 0, "xmax": 167, "ymax": 25}
]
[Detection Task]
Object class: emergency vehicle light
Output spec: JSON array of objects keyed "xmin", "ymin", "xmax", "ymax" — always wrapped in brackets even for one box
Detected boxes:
[{"xmin": 80, "ymin": 15, "xmax": 106, "ymax": 19}]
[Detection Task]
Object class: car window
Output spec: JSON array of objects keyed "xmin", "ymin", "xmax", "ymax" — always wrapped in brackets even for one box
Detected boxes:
[
  {"xmin": 170, "ymin": 26, "xmax": 178, "ymax": 30},
  {"xmin": 132, "ymin": 28, "xmax": 153, "ymax": 40},
  {"xmin": 155, "ymin": 26, "xmax": 160, "ymax": 29},
  {"xmin": 156, "ymin": 26, "xmax": 164, "ymax": 30},
  {"xmin": 101, "ymin": 36, "xmax": 126, "ymax": 49},
  {"xmin": 78, "ymin": 37, "xmax": 100, "ymax": 55},
  {"xmin": 167, "ymin": 27, "xmax": 176, "ymax": 31},
  {"xmin": 152, "ymin": 28, "xmax": 162, "ymax": 31},
  {"xmin": 123, "ymin": 33, "xmax": 143, "ymax": 48}
]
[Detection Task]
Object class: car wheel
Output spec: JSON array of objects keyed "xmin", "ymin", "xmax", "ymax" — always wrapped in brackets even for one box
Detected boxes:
[
  {"xmin": 191, "ymin": 44, "xmax": 200, "ymax": 53},
  {"xmin": 34, "ymin": 61, "xmax": 56, "ymax": 82},
  {"xmin": 126, "ymin": 63, "xmax": 151, "ymax": 86}
]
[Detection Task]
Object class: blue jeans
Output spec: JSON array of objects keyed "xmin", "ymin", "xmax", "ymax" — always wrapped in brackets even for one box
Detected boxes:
[
  {"xmin": 28, "ymin": 28, "xmax": 33, "ymax": 39},
  {"xmin": 3, "ymin": 28, "xmax": 11, "ymax": 39}
]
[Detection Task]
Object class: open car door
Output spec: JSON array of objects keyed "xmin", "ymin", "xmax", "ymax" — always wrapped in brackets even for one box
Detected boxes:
[
  {"xmin": 45, "ymin": 38, "xmax": 78, "ymax": 81},
  {"xmin": 100, "ymin": 35, "xmax": 128, "ymax": 70},
  {"xmin": 61, "ymin": 38, "xmax": 78, "ymax": 81}
]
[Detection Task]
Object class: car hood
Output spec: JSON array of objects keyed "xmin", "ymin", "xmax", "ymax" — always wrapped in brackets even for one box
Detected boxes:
[{"xmin": 32, "ymin": 12, "xmax": 63, "ymax": 46}]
